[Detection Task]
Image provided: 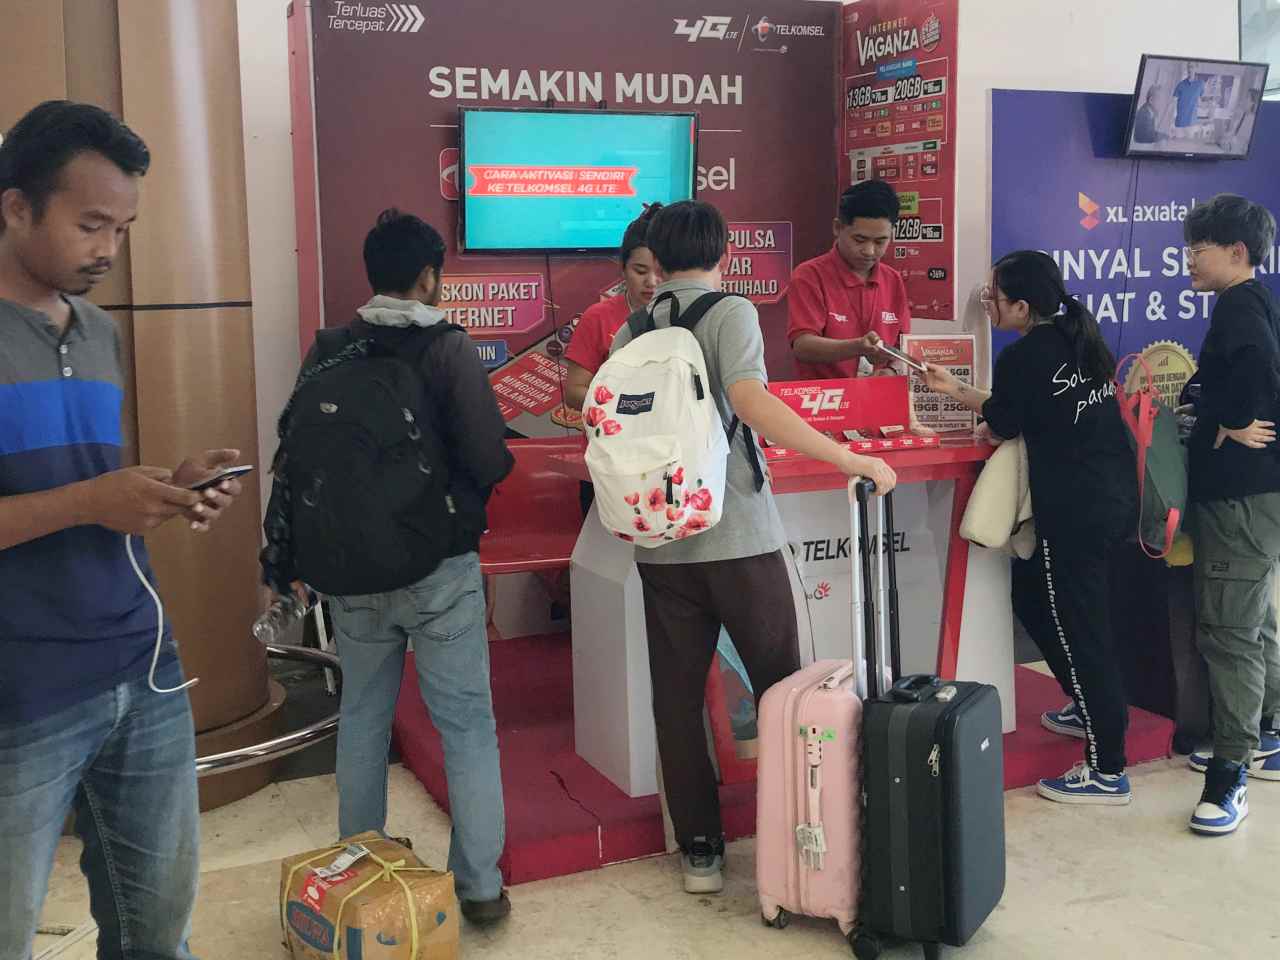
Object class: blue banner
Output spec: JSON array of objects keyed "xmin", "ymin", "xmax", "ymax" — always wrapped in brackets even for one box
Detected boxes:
[
  {"xmin": 876, "ymin": 58, "xmax": 918, "ymax": 82},
  {"xmin": 990, "ymin": 89, "xmax": 1280, "ymax": 393},
  {"xmin": 473, "ymin": 339, "xmax": 508, "ymax": 369}
]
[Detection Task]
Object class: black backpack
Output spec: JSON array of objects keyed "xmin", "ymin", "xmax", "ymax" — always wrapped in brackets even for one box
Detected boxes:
[{"xmin": 272, "ymin": 323, "xmax": 462, "ymax": 596}]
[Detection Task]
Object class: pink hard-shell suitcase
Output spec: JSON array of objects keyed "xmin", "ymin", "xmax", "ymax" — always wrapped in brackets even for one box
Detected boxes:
[{"xmin": 756, "ymin": 479, "xmax": 891, "ymax": 947}]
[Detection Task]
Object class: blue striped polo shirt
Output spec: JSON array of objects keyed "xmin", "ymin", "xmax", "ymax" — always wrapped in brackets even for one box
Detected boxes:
[{"xmin": 0, "ymin": 296, "xmax": 170, "ymax": 724}]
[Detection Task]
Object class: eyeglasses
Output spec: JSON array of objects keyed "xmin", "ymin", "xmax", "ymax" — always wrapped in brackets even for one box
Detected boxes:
[
  {"xmin": 1185, "ymin": 244, "xmax": 1221, "ymax": 261},
  {"xmin": 979, "ymin": 286, "xmax": 1011, "ymax": 307}
]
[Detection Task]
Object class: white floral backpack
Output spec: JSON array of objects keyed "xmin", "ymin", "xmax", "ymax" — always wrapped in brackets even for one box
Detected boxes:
[{"xmin": 583, "ymin": 292, "xmax": 763, "ymax": 546}]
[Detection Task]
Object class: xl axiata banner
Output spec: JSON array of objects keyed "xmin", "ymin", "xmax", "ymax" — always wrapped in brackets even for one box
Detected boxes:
[
  {"xmin": 304, "ymin": 1, "xmax": 840, "ymax": 436},
  {"xmin": 991, "ymin": 90, "xmax": 1280, "ymax": 405}
]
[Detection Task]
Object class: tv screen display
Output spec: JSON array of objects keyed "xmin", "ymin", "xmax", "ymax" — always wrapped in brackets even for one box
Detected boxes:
[
  {"xmin": 1124, "ymin": 55, "xmax": 1269, "ymax": 159},
  {"xmin": 458, "ymin": 108, "xmax": 697, "ymax": 253}
]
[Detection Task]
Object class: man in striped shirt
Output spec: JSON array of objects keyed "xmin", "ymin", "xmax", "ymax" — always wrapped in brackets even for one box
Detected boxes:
[{"xmin": 0, "ymin": 101, "xmax": 245, "ymax": 960}]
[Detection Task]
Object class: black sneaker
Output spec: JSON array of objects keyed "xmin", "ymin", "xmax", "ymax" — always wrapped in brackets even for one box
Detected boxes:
[
  {"xmin": 461, "ymin": 890, "xmax": 511, "ymax": 925},
  {"xmin": 680, "ymin": 836, "xmax": 725, "ymax": 894}
]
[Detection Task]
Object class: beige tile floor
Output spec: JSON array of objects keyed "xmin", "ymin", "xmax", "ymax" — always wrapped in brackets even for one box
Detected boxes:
[{"xmin": 37, "ymin": 730, "xmax": 1280, "ymax": 958}]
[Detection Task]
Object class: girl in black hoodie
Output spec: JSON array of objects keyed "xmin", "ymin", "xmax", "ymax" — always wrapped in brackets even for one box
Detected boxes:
[{"xmin": 926, "ymin": 250, "xmax": 1137, "ymax": 808}]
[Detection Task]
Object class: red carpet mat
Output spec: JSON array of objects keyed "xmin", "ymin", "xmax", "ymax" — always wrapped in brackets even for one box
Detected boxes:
[
  {"xmin": 392, "ymin": 634, "xmax": 754, "ymax": 885},
  {"xmin": 392, "ymin": 639, "xmax": 1173, "ymax": 886}
]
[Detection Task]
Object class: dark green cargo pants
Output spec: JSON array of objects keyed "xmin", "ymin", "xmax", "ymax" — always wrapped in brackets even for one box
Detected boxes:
[{"xmin": 1192, "ymin": 493, "xmax": 1280, "ymax": 763}]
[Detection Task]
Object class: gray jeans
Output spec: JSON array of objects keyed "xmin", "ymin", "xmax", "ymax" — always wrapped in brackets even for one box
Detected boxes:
[{"xmin": 1191, "ymin": 493, "xmax": 1280, "ymax": 763}]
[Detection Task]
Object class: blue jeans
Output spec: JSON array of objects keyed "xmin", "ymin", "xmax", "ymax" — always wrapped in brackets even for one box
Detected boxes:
[
  {"xmin": 330, "ymin": 551, "xmax": 505, "ymax": 902},
  {"xmin": 0, "ymin": 659, "xmax": 199, "ymax": 960}
]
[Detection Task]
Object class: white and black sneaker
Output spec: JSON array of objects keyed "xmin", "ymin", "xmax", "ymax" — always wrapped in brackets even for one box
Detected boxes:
[{"xmin": 681, "ymin": 836, "xmax": 725, "ymax": 894}]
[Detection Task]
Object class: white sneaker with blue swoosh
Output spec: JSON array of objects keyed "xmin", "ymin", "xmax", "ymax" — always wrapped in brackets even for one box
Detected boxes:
[{"xmin": 1037, "ymin": 761, "xmax": 1132, "ymax": 805}]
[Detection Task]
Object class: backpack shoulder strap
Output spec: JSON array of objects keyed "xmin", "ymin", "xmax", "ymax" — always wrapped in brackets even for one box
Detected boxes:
[
  {"xmin": 728, "ymin": 416, "xmax": 767, "ymax": 493},
  {"xmin": 628, "ymin": 293, "xmax": 678, "ymax": 339},
  {"xmin": 672, "ymin": 291, "xmax": 735, "ymax": 331},
  {"xmin": 625, "ymin": 308, "xmax": 652, "ymax": 339},
  {"xmin": 314, "ymin": 326, "xmax": 354, "ymax": 363},
  {"xmin": 399, "ymin": 321, "xmax": 468, "ymax": 370}
]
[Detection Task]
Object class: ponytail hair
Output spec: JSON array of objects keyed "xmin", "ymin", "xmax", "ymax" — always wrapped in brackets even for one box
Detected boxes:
[
  {"xmin": 992, "ymin": 250, "xmax": 1115, "ymax": 383},
  {"xmin": 620, "ymin": 202, "xmax": 663, "ymax": 266}
]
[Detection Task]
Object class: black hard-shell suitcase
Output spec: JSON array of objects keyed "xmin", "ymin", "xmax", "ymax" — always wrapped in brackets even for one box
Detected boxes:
[{"xmin": 850, "ymin": 482, "xmax": 1006, "ymax": 960}]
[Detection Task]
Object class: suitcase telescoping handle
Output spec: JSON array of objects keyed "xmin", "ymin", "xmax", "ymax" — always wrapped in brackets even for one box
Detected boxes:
[{"xmin": 849, "ymin": 478, "xmax": 901, "ymax": 700}]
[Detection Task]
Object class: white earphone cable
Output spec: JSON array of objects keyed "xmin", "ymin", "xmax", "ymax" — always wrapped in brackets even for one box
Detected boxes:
[{"xmin": 125, "ymin": 533, "xmax": 199, "ymax": 695}]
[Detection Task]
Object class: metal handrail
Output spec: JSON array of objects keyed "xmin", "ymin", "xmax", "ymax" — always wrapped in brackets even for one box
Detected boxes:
[{"xmin": 195, "ymin": 643, "xmax": 341, "ymax": 777}]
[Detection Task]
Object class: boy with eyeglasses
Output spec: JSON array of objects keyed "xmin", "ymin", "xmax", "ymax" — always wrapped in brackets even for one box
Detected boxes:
[{"xmin": 1179, "ymin": 193, "xmax": 1280, "ymax": 836}]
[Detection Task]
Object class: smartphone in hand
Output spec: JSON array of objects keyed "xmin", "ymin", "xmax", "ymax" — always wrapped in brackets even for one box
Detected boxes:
[
  {"xmin": 188, "ymin": 465, "xmax": 255, "ymax": 491},
  {"xmin": 874, "ymin": 342, "xmax": 928, "ymax": 374}
]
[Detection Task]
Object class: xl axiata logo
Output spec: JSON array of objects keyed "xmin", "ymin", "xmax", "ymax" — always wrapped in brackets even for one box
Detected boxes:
[
  {"xmin": 673, "ymin": 15, "xmax": 737, "ymax": 43},
  {"xmin": 327, "ymin": 2, "xmax": 424, "ymax": 34},
  {"xmin": 1078, "ymin": 191, "xmax": 1196, "ymax": 231},
  {"xmin": 1078, "ymin": 192, "xmax": 1101, "ymax": 231}
]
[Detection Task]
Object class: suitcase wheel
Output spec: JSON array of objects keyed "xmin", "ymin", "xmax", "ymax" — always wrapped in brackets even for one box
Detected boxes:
[
  {"xmin": 761, "ymin": 908, "xmax": 790, "ymax": 929},
  {"xmin": 849, "ymin": 929, "xmax": 881, "ymax": 959}
]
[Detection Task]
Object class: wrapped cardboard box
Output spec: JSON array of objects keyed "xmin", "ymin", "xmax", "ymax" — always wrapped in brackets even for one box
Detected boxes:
[{"xmin": 280, "ymin": 833, "xmax": 458, "ymax": 960}]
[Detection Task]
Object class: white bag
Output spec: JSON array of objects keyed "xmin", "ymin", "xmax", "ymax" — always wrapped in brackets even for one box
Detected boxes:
[{"xmin": 583, "ymin": 295, "xmax": 732, "ymax": 547}]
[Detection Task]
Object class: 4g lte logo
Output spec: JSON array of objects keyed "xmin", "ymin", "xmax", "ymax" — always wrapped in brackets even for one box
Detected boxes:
[
  {"xmin": 674, "ymin": 15, "xmax": 739, "ymax": 42},
  {"xmin": 799, "ymin": 388, "xmax": 846, "ymax": 416}
]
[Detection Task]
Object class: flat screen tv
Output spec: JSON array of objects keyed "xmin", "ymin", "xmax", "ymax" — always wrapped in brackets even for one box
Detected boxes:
[
  {"xmin": 458, "ymin": 108, "xmax": 697, "ymax": 254},
  {"xmin": 1124, "ymin": 54, "xmax": 1269, "ymax": 160}
]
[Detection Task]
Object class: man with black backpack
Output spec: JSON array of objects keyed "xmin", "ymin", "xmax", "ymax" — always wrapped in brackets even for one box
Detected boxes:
[{"xmin": 261, "ymin": 209, "xmax": 515, "ymax": 922}]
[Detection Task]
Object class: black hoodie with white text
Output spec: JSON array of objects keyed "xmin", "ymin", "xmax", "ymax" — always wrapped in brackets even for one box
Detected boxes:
[{"xmin": 981, "ymin": 324, "xmax": 1136, "ymax": 544}]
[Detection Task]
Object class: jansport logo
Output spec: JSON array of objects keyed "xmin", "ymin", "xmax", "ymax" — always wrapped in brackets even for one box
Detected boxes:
[
  {"xmin": 327, "ymin": 2, "xmax": 424, "ymax": 33},
  {"xmin": 616, "ymin": 392, "xmax": 656, "ymax": 415},
  {"xmin": 673, "ymin": 16, "xmax": 737, "ymax": 42},
  {"xmin": 799, "ymin": 388, "xmax": 845, "ymax": 416},
  {"xmin": 1078, "ymin": 192, "xmax": 1101, "ymax": 231}
]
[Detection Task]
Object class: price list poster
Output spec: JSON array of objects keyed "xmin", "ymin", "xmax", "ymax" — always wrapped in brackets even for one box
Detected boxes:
[{"xmin": 842, "ymin": 0, "xmax": 958, "ymax": 321}]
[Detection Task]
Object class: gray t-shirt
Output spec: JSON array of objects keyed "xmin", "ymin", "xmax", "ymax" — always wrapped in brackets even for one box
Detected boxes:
[{"xmin": 608, "ymin": 279, "xmax": 786, "ymax": 565}]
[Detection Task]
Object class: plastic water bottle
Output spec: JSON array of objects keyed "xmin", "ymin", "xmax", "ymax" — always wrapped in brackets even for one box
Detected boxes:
[{"xmin": 252, "ymin": 596, "xmax": 311, "ymax": 645}]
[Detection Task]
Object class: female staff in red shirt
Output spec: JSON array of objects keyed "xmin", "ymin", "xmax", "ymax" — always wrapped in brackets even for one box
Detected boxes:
[{"xmin": 564, "ymin": 204, "xmax": 663, "ymax": 410}]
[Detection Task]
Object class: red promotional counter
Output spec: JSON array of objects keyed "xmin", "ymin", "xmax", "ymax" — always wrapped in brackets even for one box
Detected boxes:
[
  {"xmin": 392, "ymin": 397, "xmax": 1174, "ymax": 885},
  {"xmin": 552, "ymin": 428, "xmax": 1021, "ymax": 800}
]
